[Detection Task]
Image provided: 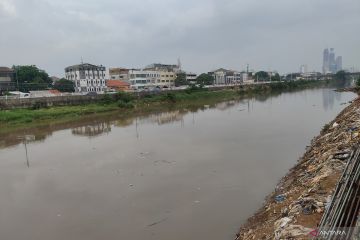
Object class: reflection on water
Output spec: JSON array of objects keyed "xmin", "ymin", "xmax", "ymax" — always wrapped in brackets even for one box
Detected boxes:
[
  {"xmin": 72, "ymin": 122, "xmax": 112, "ymax": 137},
  {"xmin": 0, "ymin": 88, "xmax": 357, "ymax": 240},
  {"xmin": 0, "ymin": 88, "xmax": 353, "ymax": 149}
]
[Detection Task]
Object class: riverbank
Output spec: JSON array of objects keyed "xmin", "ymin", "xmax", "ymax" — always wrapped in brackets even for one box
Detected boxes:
[
  {"xmin": 236, "ymin": 92, "xmax": 360, "ymax": 239},
  {"xmin": 0, "ymin": 80, "xmax": 333, "ymax": 131}
]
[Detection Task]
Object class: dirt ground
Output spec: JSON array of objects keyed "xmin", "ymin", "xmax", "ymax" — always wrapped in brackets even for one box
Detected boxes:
[{"xmin": 236, "ymin": 96, "xmax": 360, "ymax": 240}]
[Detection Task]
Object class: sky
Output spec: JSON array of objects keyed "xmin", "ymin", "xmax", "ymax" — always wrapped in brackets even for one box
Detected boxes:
[{"xmin": 0, "ymin": 0, "xmax": 359, "ymax": 77}]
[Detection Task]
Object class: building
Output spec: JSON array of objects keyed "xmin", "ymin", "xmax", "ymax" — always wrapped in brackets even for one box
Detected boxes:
[
  {"xmin": 50, "ymin": 76, "xmax": 60, "ymax": 83},
  {"xmin": 186, "ymin": 72, "xmax": 197, "ymax": 84},
  {"xmin": 322, "ymin": 49, "xmax": 330, "ymax": 74},
  {"xmin": 0, "ymin": 67, "xmax": 16, "ymax": 92},
  {"xmin": 208, "ymin": 68, "xmax": 227, "ymax": 85},
  {"xmin": 109, "ymin": 68, "xmax": 130, "ymax": 81},
  {"xmin": 106, "ymin": 80, "xmax": 130, "ymax": 91},
  {"xmin": 158, "ymin": 71, "xmax": 176, "ymax": 87},
  {"xmin": 209, "ymin": 68, "xmax": 244, "ymax": 85},
  {"xmin": 225, "ymin": 71, "xmax": 242, "ymax": 84},
  {"xmin": 128, "ymin": 69, "xmax": 158, "ymax": 89},
  {"xmin": 336, "ymin": 56, "xmax": 342, "ymax": 72},
  {"xmin": 144, "ymin": 63, "xmax": 180, "ymax": 73},
  {"xmin": 29, "ymin": 90, "xmax": 62, "ymax": 98},
  {"xmin": 323, "ymin": 48, "xmax": 342, "ymax": 74},
  {"xmin": 300, "ymin": 65, "xmax": 308, "ymax": 74},
  {"xmin": 65, "ymin": 63, "xmax": 106, "ymax": 93}
]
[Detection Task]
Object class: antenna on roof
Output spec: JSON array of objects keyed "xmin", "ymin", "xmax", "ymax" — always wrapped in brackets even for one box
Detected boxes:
[{"xmin": 81, "ymin": 57, "xmax": 84, "ymax": 64}]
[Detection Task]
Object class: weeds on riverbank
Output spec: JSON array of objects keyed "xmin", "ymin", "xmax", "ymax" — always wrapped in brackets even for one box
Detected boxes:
[
  {"xmin": 0, "ymin": 80, "xmax": 335, "ymax": 126},
  {"xmin": 0, "ymin": 87, "xmax": 235, "ymax": 126}
]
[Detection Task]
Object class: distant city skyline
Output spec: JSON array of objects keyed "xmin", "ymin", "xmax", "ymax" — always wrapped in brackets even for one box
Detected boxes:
[
  {"xmin": 322, "ymin": 48, "xmax": 342, "ymax": 74},
  {"xmin": 0, "ymin": 0, "xmax": 359, "ymax": 76}
]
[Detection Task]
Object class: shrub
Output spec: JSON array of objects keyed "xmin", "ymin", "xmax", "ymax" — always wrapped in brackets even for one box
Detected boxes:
[
  {"xmin": 356, "ymin": 77, "xmax": 360, "ymax": 87},
  {"xmin": 115, "ymin": 92, "xmax": 134, "ymax": 103},
  {"xmin": 101, "ymin": 94, "xmax": 113, "ymax": 104},
  {"xmin": 31, "ymin": 101, "xmax": 46, "ymax": 110},
  {"xmin": 117, "ymin": 100, "xmax": 134, "ymax": 109},
  {"xmin": 163, "ymin": 93, "xmax": 176, "ymax": 102}
]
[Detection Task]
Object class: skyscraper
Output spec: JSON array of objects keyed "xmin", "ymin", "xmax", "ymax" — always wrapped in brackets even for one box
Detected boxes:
[
  {"xmin": 322, "ymin": 48, "xmax": 342, "ymax": 74},
  {"xmin": 336, "ymin": 56, "xmax": 342, "ymax": 72},
  {"xmin": 329, "ymin": 48, "xmax": 337, "ymax": 73},
  {"xmin": 323, "ymin": 48, "xmax": 329, "ymax": 74}
]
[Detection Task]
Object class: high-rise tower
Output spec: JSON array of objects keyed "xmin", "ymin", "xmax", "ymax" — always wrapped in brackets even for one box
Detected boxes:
[
  {"xmin": 323, "ymin": 48, "xmax": 329, "ymax": 74},
  {"xmin": 336, "ymin": 56, "xmax": 342, "ymax": 72}
]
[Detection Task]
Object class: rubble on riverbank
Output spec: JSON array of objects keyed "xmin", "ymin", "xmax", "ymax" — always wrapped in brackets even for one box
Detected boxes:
[{"xmin": 236, "ymin": 96, "xmax": 360, "ymax": 240}]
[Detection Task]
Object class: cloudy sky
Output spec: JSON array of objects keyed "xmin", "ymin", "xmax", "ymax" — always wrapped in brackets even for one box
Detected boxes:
[{"xmin": 0, "ymin": 0, "xmax": 359, "ymax": 76}]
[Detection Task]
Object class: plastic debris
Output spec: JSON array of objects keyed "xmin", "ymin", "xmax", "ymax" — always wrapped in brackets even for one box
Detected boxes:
[
  {"xmin": 274, "ymin": 194, "xmax": 286, "ymax": 203},
  {"xmin": 236, "ymin": 98, "xmax": 360, "ymax": 240}
]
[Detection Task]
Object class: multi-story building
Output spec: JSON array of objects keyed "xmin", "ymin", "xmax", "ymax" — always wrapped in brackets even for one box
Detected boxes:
[
  {"xmin": 209, "ymin": 68, "xmax": 244, "ymax": 85},
  {"xmin": 300, "ymin": 65, "xmax": 308, "ymax": 74},
  {"xmin": 323, "ymin": 48, "xmax": 330, "ymax": 74},
  {"xmin": 109, "ymin": 68, "xmax": 130, "ymax": 81},
  {"xmin": 128, "ymin": 69, "xmax": 159, "ymax": 89},
  {"xmin": 336, "ymin": 56, "xmax": 343, "ymax": 72},
  {"xmin": 209, "ymin": 68, "xmax": 227, "ymax": 85},
  {"xmin": 144, "ymin": 63, "xmax": 180, "ymax": 73},
  {"xmin": 65, "ymin": 63, "xmax": 107, "ymax": 93},
  {"xmin": 158, "ymin": 71, "xmax": 176, "ymax": 87},
  {"xmin": 225, "ymin": 71, "xmax": 242, "ymax": 84},
  {"xmin": 109, "ymin": 66, "xmax": 177, "ymax": 89},
  {"xmin": 0, "ymin": 67, "xmax": 16, "ymax": 92},
  {"xmin": 186, "ymin": 72, "xmax": 197, "ymax": 84},
  {"xmin": 323, "ymin": 48, "xmax": 342, "ymax": 74}
]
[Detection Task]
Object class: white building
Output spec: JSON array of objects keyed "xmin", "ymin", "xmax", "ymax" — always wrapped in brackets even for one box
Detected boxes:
[
  {"xmin": 65, "ymin": 63, "xmax": 107, "ymax": 93},
  {"xmin": 128, "ymin": 69, "xmax": 177, "ymax": 89},
  {"xmin": 225, "ymin": 71, "xmax": 242, "ymax": 84},
  {"xmin": 209, "ymin": 68, "xmax": 227, "ymax": 85},
  {"xmin": 128, "ymin": 69, "xmax": 159, "ymax": 89},
  {"xmin": 186, "ymin": 72, "xmax": 197, "ymax": 84},
  {"xmin": 209, "ymin": 68, "xmax": 244, "ymax": 85}
]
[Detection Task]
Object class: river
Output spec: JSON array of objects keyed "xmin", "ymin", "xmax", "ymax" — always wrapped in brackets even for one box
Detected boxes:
[{"xmin": 0, "ymin": 88, "xmax": 356, "ymax": 240}]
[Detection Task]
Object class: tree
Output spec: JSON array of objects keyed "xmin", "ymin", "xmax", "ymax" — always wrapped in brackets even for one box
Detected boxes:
[
  {"xmin": 174, "ymin": 72, "xmax": 188, "ymax": 86},
  {"xmin": 271, "ymin": 73, "xmax": 281, "ymax": 81},
  {"xmin": 335, "ymin": 70, "xmax": 346, "ymax": 81},
  {"xmin": 54, "ymin": 78, "xmax": 75, "ymax": 92},
  {"xmin": 196, "ymin": 73, "xmax": 214, "ymax": 85},
  {"xmin": 13, "ymin": 65, "xmax": 52, "ymax": 91},
  {"xmin": 356, "ymin": 77, "xmax": 360, "ymax": 87},
  {"xmin": 334, "ymin": 70, "xmax": 347, "ymax": 87},
  {"xmin": 254, "ymin": 71, "xmax": 270, "ymax": 82}
]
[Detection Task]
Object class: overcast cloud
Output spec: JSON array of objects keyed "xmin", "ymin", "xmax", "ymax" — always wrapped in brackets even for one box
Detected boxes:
[{"xmin": 0, "ymin": 0, "xmax": 359, "ymax": 76}]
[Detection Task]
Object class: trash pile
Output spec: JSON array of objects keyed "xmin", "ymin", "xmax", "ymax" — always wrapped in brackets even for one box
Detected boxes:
[{"xmin": 236, "ymin": 97, "xmax": 360, "ymax": 240}]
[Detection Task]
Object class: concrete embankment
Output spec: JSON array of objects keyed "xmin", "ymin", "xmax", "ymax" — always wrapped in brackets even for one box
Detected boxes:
[
  {"xmin": 236, "ymin": 95, "xmax": 360, "ymax": 239},
  {"xmin": 0, "ymin": 86, "xmax": 239, "ymax": 110},
  {"xmin": 0, "ymin": 81, "xmax": 324, "ymax": 110}
]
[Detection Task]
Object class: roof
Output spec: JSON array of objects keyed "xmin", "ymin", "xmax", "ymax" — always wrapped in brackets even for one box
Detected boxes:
[
  {"xmin": 65, "ymin": 63, "xmax": 105, "ymax": 71},
  {"xmin": 106, "ymin": 80, "xmax": 130, "ymax": 87},
  {"xmin": 212, "ymin": 68, "xmax": 230, "ymax": 73},
  {"xmin": 0, "ymin": 67, "xmax": 14, "ymax": 73},
  {"xmin": 48, "ymin": 89, "xmax": 61, "ymax": 95}
]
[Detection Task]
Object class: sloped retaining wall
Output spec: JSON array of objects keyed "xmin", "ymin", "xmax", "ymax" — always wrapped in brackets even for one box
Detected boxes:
[{"xmin": 0, "ymin": 95, "xmax": 105, "ymax": 110}]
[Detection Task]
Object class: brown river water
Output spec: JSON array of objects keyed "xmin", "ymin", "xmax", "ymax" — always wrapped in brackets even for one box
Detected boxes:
[{"xmin": 0, "ymin": 88, "xmax": 356, "ymax": 240}]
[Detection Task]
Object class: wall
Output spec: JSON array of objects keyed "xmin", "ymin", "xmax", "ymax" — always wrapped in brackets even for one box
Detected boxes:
[
  {"xmin": 0, "ymin": 95, "xmax": 105, "ymax": 110},
  {"xmin": 0, "ymin": 84, "xmax": 265, "ymax": 110}
]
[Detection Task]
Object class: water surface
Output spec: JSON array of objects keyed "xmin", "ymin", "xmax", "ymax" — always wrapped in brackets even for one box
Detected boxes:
[{"xmin": 0, "ymin": 88, "xmax": 355, "ymax": 240}]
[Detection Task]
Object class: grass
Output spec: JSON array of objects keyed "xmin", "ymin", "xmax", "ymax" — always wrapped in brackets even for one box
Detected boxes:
[{"xmin": 0, "ymin": 80, "xmax": 333, "ymax": 130}]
